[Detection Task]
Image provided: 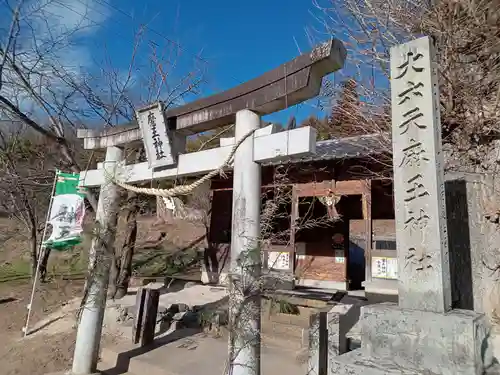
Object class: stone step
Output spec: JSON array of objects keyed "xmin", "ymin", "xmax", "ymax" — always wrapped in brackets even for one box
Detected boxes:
[
  {"xmin": 262, "ymin": 319, "xmax": 305, "ymax": 336},
  {"xmin": 214, "ymin": 322, "xmax": 306, "ymax": 351},
  {"xmin": 331, "ymin": 350, "xmax": 423, "ymax": 375},
  {"xmin": 42, "ymin": 368, "xmax": 137, "ymax": 375},
  {"xmin": 262, "ymin": 333, "xmax": 304, "ymax": 352}
]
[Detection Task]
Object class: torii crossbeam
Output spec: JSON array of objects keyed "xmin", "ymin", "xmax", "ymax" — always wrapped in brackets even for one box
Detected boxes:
[{"xmin": 77, "ymin": 39, "xmax": 346, "ymax": 149}]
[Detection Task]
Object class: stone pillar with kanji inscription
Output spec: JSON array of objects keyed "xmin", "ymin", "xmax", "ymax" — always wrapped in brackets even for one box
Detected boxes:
[
  {"xmin": 390, "ymin": 36, "xmax": 451, "ymax": 313},
  {"xmin": 329, "ymin": 36, "xmax": 489, "ymax": 375}
]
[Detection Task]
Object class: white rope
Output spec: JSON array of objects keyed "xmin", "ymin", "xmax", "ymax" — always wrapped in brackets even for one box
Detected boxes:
[{"xmin": 105, "ymin": 128, "xmax": 255, "ymax": 198}]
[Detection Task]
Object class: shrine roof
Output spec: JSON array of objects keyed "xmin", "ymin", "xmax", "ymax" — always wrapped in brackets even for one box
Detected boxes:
[{"xmin": 273, "ymin": 132, "xmax": 389, "ymax": 165}]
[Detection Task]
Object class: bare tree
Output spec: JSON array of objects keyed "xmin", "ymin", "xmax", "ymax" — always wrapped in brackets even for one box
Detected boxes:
[
  {"xmin": 312, "ymin": 0, "xmax": 500, "ymax": 172},
  {"xmin": 105, "ymin": 37, "xmax": 206, "ymax": 298},
  {"xmin": 1, "ymin": 1, "xmax": 93, "ymax": 208},
  {"xmin": 0, "ymin": 0, "xmax": 129, "ymax": 293},
  {"xmin": 0, "ymin": 124, "xmax": 55, "ymax": 280},
  {"xmin": 1, "ymin": 0, "xmax": 206, "ymax": 299},
  {"xmin": 310, "ymin": 0, "xmax": 500, "ymax": 325}
]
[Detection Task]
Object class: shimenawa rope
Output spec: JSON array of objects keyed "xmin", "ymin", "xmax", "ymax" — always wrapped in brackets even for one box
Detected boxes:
[{"xmin": 103, "ymin": 128, "xmax": 255, "ymax": 197}]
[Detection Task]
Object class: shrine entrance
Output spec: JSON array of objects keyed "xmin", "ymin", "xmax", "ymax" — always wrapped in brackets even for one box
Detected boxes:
[
  {"xmin": 292, "ymin": 181, "xmax": 369, "ymax": 291},
  {"xmin": 71, "ymin": 39, "xmax": 347, "ymax": 375}
]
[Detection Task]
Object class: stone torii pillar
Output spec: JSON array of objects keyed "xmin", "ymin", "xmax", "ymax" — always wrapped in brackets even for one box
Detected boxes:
[
  {"xmin": 228, "ymin": 109, "xmax": 262, "ymax": 375},
  {"xmin": 71, "ymin": 39, "xmax": 346, "ymax": 375},
  {"xmin": 72, "ymin": 146, "xmax": 124, "ymax": 374}
]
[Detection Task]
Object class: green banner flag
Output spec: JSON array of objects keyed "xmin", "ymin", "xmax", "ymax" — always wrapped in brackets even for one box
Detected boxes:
[{"xmin": 43, "ymin": 171, "xmax": 86, "ymax": 250}]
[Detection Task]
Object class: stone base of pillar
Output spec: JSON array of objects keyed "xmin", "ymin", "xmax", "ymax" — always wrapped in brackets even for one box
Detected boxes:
[{"xmin": 330, "ymin": 302, "xmax": 490, "ymax": 375}]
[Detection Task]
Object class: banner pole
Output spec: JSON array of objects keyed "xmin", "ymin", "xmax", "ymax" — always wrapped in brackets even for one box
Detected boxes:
[{"xmin": 22, "ymin": 169, "xmax": 59, "ymax": 337}]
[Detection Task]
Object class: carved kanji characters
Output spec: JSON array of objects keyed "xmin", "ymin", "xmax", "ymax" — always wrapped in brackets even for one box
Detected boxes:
[
  {"xmin": 404, "ymin": 208, "xmax": 430, "ymax": 231},
  {"xmin": 398, "ymin": 81, "xmax": 424, "ymax": 105},
  {"xmin": 400, "ymin": 138, "xmax": 429, "ymax": 167},
  {"xmin": 404, "ymin": 174, "xmax": 429, "ymax": 202},
  {"xmin": 405, "ymin": 246, "xmax": 433, "ymax": 271},
  {"xmin": 399, "ymin": 107, "xmax": 427, "ymax": 135},
  {"xmin": 394, "ymin": 51, "xmax": 424, "ymax": 80}
]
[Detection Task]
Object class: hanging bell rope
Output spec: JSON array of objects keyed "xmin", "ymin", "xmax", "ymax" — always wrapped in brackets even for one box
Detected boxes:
[{"xmin": 103, "ymin": 128, "xmax": 256, "ymax": 198}]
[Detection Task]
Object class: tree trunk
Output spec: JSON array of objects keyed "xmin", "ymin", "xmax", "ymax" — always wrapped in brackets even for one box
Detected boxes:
[
  {"xmin": 114, "ymin": 190, "xmax": 139, "ymax": 299},
  {"xmin": 107, "ymin": 252, "xmax": 119, "ymax": 299},
  {"xmin": 110, "ymin": 147, "xmax": 143, "ymax": 299},
  {"xmin": 29, "ymin": 226, "xmax": 52, "ymax": 282},
  {"xmin": 30, "ymin": 227, "xmax": 38, "ymax": 279},
  {"xmin": 39, "ymin": 248, "xmax": 51, "ymax": 282}
]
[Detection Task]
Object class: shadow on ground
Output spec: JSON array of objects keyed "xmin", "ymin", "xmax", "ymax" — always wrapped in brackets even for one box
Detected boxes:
[{"xmin": 100, "ymin": 328, "xmax": 201, "ymax": 375}]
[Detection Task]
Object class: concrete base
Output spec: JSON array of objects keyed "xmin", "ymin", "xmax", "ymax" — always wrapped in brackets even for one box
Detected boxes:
[
  {"xmin": 331, "ymin": 350, "xmax": 423, "ymax": 375},
  {"xmin": 362, "ymin": 279, "xmax": 398, "ymax": 295},
  {"xmin": 331, "ymin": 302, "xmax": 489, "ymax": 375},
  {"xmin": 98, "ymin": 330, "xmax": 305, "ymax": 375}
]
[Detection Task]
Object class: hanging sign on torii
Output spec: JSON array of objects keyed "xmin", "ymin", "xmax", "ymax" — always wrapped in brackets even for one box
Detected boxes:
[{"xmin": 136, "ymin": 101, "xmax": 185, "ymax": 168}]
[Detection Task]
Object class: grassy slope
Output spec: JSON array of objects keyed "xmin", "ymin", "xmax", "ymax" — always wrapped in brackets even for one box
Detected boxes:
[{"xmin": 0, "ymin": 214, "xmax": 207, "ymax": 282}]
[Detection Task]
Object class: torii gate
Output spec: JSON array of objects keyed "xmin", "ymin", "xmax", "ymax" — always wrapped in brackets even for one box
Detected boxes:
[{"xmin": 72, "ymin": 39, "xmax": 346, "ymax": 375}]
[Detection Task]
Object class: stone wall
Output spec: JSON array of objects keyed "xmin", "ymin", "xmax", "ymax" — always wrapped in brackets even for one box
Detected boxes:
[
  {"xmin": 445, "ymin": 172, "xmax": 500, "ymax": 366},
  {"xmin": 445, "ymin": 173, "xmax": 500, "ymax": 318}
]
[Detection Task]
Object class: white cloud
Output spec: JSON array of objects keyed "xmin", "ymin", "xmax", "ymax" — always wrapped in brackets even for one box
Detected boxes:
[
  {"xmin": 21, "ymin": 0, "xmax": 111, "ymax": 70},
  {"xmin": 37, "ymin": 0, "xmax": 110, "ymax": 35},
  {"xmin": 25, "ymin": 0, "xmax": 111, "ymax": 34},
  {"xmin": 0, "ymin": 0, "xmax": 113, "ymax": 121}
]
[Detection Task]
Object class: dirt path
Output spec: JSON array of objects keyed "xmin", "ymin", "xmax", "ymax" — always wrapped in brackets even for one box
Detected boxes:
[{"xmin": 0, "ymin": 279, "xmax": 84, "ymax": 375}]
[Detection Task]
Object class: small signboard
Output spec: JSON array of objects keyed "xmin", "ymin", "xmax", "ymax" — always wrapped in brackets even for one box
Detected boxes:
[
  {"xmin": 267, "ymin": 252, "xmax": 290, "ymax": 270},
  {"xmin": 372, "ymin": 257, "xmax": 398, "ymax": 279},
  {"xmin": 334, "ymin": 249, "xmax": 345, "ymax": 264},
  {"xmin": 137, "ymin": 102, "xmax": 179, "ymax": 168}
]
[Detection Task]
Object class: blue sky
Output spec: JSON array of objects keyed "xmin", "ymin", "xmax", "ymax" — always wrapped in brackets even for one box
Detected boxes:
[
  {"xmin": 85, "ymin": 0, "xmax": 333, "ymax": 125},
  {"xmin": 0, "ymin": 0, "xmax": 367, "ymax": 126}
]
